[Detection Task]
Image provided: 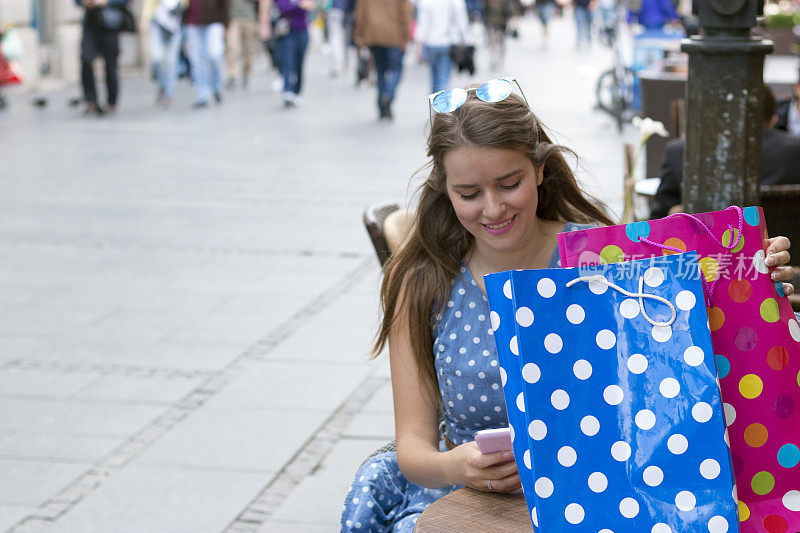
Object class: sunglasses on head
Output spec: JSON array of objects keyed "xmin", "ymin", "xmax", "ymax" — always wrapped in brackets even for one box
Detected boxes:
[{"xmin": 427, "ymin": 77, "xmax": 527, "ymax": 114}]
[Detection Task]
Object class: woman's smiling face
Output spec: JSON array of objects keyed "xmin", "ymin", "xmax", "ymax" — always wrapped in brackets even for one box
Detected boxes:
[{"xmin": 444, "ymin": 145, "xmax": 543, "ymax": 256}]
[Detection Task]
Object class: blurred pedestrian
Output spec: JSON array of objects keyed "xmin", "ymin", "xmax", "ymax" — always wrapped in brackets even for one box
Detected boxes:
[
  {"xmin": 534, "ymin": 0, "xmax": 557, "ymax": 49},
  {"xmin": 483, "ymin": 0, "xmax": 521, "ymax": 70},
  {"xmin": 415, "ymin": 0, "xmax": 469, "ymax": 93},
  {"xmin": 573, "ymin": 0, "xmax": 593, "ymax": 49},
  {"xmin": 325, "ymin": 0, "xmax": 352, "ymax": 76},
  {"xmin": 226, "ymin": 0, "xmax": 258, "ymax": 88},
  {"xmin": 273, "ymin": 0, "xmax": 315, "ymax": 106},
  {"xmin": 776, "ymin": 82, "xmax": 800, "ymax": 137},
  {"xmin": 354, "ymin": 0, "xmax": 412, "ymax": 120},
  {"xmin": 76, "ymin": 0, "xmax": 132, "ymax": 115},
  {"xmin": 183, "ymin": 0, "xmax": 230, "ymax": 108},
  {"xmin": 141, "ymin": 0, "xmax": 187, "ymax": 107}
]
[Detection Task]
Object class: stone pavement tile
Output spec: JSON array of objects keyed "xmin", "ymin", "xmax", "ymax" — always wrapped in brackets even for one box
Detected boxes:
[
  {"xmin": 266, "ymin": 323, "xmax": 376, "ymax": 365},
  {"xmin": 134, "ymin": 405, "xmax": 329, "ymax": 472},
  {"xmin": 341, "ymin": 412, "xmax": 394, "ymax": 441},
  {"xmin": 268, "ymin": 438, "xmax": 390, "ymax": 528},
  {"xmin": 0, "ymin": 337, "xmax": 50, "ymax": 360},
  {"xmin": 0, "ymin": 432, "xmax": 122, "ymax": 462},
  {"xmin": 0, "ymin": 369, "xmax": 101, "ymax": 398},
  {"xmin": 0, "ymin": 504, "xmax": 38, "ymax": 532},
  {"xmin": 360, "ymin": 380, "xmax": 393, "ymax": 414},
  {"xmin": 0, "ymin": 399, "xmax": 162, "ymax": 436},
  {"xmin": 0, "ymin": 459, "xmax": 92, "ymax": 505},
  {"xmin": 74, "ymin": 374, "xmax": 206, "ymax": 404},
  {"xmin": 207, "ymin": 360, "xmax": 372, "ymax": 411},
  {"xmin": 35, "ymin": 465, "xmax": 269, "ymax": 533},
  {"xmin": 256, "ymin": 520, "xmax": 333, "ymax": 533}
]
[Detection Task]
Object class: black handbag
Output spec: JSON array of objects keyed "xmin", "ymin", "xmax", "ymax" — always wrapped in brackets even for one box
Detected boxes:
[
  {"xmin": 449, "ymin": 44, "xmax": 475, "ymax": 76},
  {"xmin": 100, "ymin": 5, "xmax": 136, "ymax": 33}
]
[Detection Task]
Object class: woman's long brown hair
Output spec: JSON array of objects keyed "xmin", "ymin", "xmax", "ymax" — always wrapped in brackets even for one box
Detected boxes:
[{"xmin": 372, "ymin": 92, "xmax": 615, "ymax": 395}]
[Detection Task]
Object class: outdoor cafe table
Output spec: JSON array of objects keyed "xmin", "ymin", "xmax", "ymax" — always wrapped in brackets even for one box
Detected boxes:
[{"xmin": 414, "ymin": 487, "xmax": 533, "ymax": 532}]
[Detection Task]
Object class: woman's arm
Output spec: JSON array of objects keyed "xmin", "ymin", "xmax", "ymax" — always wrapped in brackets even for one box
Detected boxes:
[{"xmin": 390, "ymin": 284, "xmax": 520, "ymax": 492}]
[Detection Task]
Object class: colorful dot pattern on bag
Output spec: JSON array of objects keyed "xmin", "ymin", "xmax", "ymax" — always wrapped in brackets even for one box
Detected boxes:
[{"xmin": 557, "ymin": 206, "xmax": 800, "ymax": 533}]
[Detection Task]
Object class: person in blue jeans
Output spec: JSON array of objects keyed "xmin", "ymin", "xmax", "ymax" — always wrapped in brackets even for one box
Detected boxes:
[
  {"xmin": 273, "ymin": 0, "xmax": 314, "ymax": 107},
  {"xmin": 573, "ymin": 0, "xmax": 593, "ymax": 49},
  {"xmin": 183, "ymin": 0, "xmax": 230, "ymax": 108},
  {"xmin": 142, "ymin": 0, "xmax": 187, "ymax": 107},
  {"xmin": 415, "ymin": 0, "xmax": 469, "ymax": 94},
  {"xmin": 353, "ymin": 0, "xmax": 412, "ymax": 120}
]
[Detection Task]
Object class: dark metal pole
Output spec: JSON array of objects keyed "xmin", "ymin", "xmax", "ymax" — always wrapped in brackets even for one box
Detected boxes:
[{"xmin": 681, "ymin": 0, "xmax": 773, "ymax": 213}]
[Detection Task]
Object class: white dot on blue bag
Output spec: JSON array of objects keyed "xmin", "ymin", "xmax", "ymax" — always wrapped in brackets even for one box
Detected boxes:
[
  {"xmin": 535, "ymin": 477, "xmax": 554, "ymax": 498},
  {"xmin": 529, "ymin": 419, "xmax": 547, "ymax": 440},
  {"xmin": 604, "ymin": 385, "xmax": 624, "ymax": 405},
  {"xmin": 620, "ymin": 497, "xmax": 640, "ymax": 518},
  {"xmin": 668, "ymin": 434, "xmax": 688, "ymax": 454},
  {"xmin": 510, "ymin": 336, "xmax": 519, "ymax": 356},
  {"xmin": 516, "ymin": 307, "xmax": 534, "ymax": 327},
  {"xmin": 596, "ymin": 329, "xmax": 616, "ymax": 349},
  {"xmin": 516, "ymin": 392, "xmax": 525, "ymax": 412},
  {"xmin": 544, "ymin": 333, "xmax": 563, "ymax": 354},
  {"xmin": 531, "ymin": 508, "xmax": 538, "ymax": 527},
  {"xmin": 522, "ymin": 363, "xmax": 541, "ymax": 383},
  {"xmin": 551, "ymin": 389, "xmax": 570, "ymax": 410},
  {"xmin": 635, "ymin": 409, "xmax": 656, "ymax": 430},
  {"xmin": 675, "ymin": 491, "xmax": 696, "ymax": 512},
  {"xmin": 644, "ymin": 267, "xmax": 665, "ymax": 287},
  {"xmin": 620, "ymin": 298, "xmax": 640, "ymax": 319},
  {"xmin": 538, "ymin": 278, "xmax": 557, "ymax": 298},
  {"xmin": 557, "ymin": 446, "xmax": 577, "ymax": 467},
  {"xmin": 700, "ymin": 459, "xmax": 720, "ymax": 480},
  {"xmin": 692, "ymin": 402, "xmax": 712, "ymax": 423},
  {"xmin": 524, "ymin": 449, "xmax": 532, "ymax": 469},
  {"xmin": 499, "ymin": 367, "xmax": 507, "ymax": 386},
  {"xmin": 588, "ymin": 472, "xmax": 607, "ymax": 492},
  {"xmin": 573, "ymin": 359, "xmax": 592, "ymax": 380},
  {"xmin": 652, "ymin": 325, "xmax": 672, "ymax": 343},
  {"xmin": 683, "ymin": 346, "xmax": 704, "ymax": 366},
  {"xmin": 580, "ymin": 415, "xmax": 600, "ymax": 436},
  {"xmin": 589, "ymin": 279, "xmax": 609, "ymax": 294},
  {"xmin": 659, "ymin": 378, "xmax": 680, "ymax": 398},
  {"xmin": 503, "ymin": 280, "xmax": 512, "ymax": 299},
  {"xmin": 611, "ymin": 441, "xmax": 631, "ymax": 461},
  {"xmin": 708, "ymin": 516, "xmax": 729, "ymax": 533},
  {"xmin": 627, "ymin": 354, "xmax": 648, "ymax": 374},
  {"xmin": 643, "ymin": 465, "xmax": 664, "ymax": 486},
  {"xmin": 490, "ymin": 311, "xmax": 500, "ymax": 331},
  {"xmin": 564, "ymin": 503, "xmax": 584, "ymax": 524},
  {"xmin": 676, "ymin": 290, "xmax": 696, "ymax": 311},
  {"xmin": 652, "ymin": 523, "xmax": 672, "ymax": 533},
  {"xmin": 566, "ymin": 304, "xmax": 585, "ymax": 324}
]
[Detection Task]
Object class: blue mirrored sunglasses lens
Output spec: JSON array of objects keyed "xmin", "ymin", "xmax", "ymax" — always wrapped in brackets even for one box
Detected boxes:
[
  {"xmin": 476, "ymin": 79, "xmax": 513, "ymax": 103},
  {"xmin": 431, "ymin": 89, "xmax": 468, "ymax": 113}
]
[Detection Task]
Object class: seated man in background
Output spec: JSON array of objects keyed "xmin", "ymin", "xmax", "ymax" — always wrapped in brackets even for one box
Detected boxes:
[
  {"xmin": 776, "ymin": 82, "xmax": 800, "ymax": 137},
  {"xmin": 651, "ymin": 85, "xmax": 800, "ymax": 219}
]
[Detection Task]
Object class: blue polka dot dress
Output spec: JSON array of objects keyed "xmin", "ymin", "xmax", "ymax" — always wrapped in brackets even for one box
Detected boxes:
[{"xmin": 340, "ymin": 223, "xmax": 583, "ymax": 533}]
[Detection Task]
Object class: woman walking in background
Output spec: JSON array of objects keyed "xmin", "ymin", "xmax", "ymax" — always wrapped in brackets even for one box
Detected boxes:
[
  {"xmin": 273, "ymin": 0, "xmax": 315, "ymax": 107},
  {"xmin": 142, "ymin": 0, "xmax": 187, "ymax": 107},
  {"xmin": 415, "ymin": 0, "xmax": 469, "ymax": 93}
]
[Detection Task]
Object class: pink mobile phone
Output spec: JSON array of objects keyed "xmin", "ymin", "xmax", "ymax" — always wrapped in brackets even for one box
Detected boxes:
[{"xmin": 475, "ymin": 427, "xmax": 513, "ymax": 455}]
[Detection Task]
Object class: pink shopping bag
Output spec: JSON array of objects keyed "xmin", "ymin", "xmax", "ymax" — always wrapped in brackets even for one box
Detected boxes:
[{"xmin": 558, "ymin": 206, "xmax": 800, "ymax": 533}]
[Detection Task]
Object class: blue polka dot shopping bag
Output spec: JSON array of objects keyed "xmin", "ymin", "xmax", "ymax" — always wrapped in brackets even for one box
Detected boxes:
[{"xmin": 485, "ymin": 252, "xmax": 739, "ymax": 532}]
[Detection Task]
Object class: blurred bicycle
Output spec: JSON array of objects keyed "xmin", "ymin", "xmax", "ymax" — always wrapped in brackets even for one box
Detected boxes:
[{"xmin": 595, "ymin": 0, "xmax": 635, "ymax": 132}]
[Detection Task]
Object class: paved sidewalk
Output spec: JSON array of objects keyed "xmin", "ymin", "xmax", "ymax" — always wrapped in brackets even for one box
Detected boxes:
[{"xmin": 1, "ymin": 13, "xmax": 796, "ymax": 533}]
